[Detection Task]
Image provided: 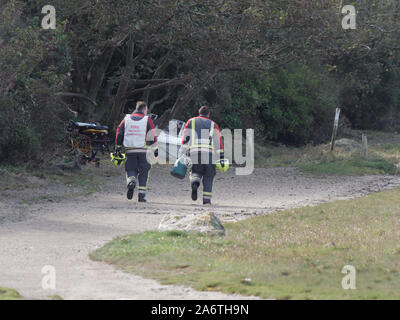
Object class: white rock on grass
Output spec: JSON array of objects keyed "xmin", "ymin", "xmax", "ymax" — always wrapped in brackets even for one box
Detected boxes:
[{"xmin": 158, "ymin": 212, "xmax": 225, "ymax": 236}]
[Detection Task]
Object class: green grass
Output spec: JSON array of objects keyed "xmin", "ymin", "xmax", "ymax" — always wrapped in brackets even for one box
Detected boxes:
[
  {"xmin": 254, "ymin": 132, "xmax": 400, "ymax": 176},
  {"xmin": 91, "ymin": 189, "xmax": 400, "ymax": 300},
  {"xmin": 0, "ymin": 287, "xmax": 22, "ymax": 300},
  {"xmin": 47, "ymin": 294, "xmax": 63, "ymax": 300}
]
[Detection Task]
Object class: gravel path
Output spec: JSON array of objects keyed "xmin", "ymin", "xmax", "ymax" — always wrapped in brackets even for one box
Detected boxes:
[{"xmin": 0, "ymin": 166, "xmax": 399, "ymax": 299}]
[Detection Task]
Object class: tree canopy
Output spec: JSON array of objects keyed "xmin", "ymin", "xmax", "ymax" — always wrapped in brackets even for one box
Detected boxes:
[{"xmin": 1, "ymin": 0, "xmax": 399, "ymax": 161}]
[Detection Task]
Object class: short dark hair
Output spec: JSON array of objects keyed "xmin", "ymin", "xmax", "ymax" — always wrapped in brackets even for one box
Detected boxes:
[
  {"xmin": 199, "ymin": 106, "xmax": 210, "ymax": 116},
  {"xmin": 136, "ymin": 101, "xmax": 148, "ymax": 112}
]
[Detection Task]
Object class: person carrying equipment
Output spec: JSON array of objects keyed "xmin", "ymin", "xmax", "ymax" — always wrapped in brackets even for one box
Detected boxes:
[
  {"xmin": 115, "ymin": 101, "xmax": 158, "ymax": 202},
  {"xmin": 180, "ymin": 106, "xmax": 228, "ymax": 205}
]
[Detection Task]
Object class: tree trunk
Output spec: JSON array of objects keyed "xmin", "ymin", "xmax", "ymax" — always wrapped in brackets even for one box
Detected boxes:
[
  {"xmin": 157, "ymin": 85, "xmax": 198, "ymax": 128},
  {"xmin": 107, "ymin": 38, "xmax": 148, "ymax": 131},
  {"xmin": 71, "ymin": 45, "xmax": 115, "ymax": 122},
  {"xmin": 85, "ymin": 45, "xmax": 116, "ymax": 121},
  {"xmin": 157, "ymin": 73, "xmax": 216, "ymax": 128},
  {"xmin": 142, "ymin": 53, "xmax": 172, "ymax": 104}
]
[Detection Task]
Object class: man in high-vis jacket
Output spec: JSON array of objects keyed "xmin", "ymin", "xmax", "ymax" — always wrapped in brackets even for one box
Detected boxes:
[
  {"xmin": 115, "ymin": 101, "xmax": 157, "ymax": 202},
  {"xmin": 180, "ymin": 106, "xmax": 225, "ymax": 205}
]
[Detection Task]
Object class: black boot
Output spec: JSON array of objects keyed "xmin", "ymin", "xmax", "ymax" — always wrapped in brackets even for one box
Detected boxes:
[
  {"xmin": 191, "ymin": 182, "xmax": 200, "ymax": 201},
  {"xmin": 138, "ymin": 193, "xmax": 147, "ymax": 203},
  {"xmin": 127, "ymin": 181, "xmax": 136, "ymax": 200},
  {"xmin": 203, "ymin": 198, "xmax": 211, "ymax": 205}
]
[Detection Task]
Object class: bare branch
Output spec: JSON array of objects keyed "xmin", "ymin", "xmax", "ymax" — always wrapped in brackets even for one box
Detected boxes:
[
  {"xmin": 149, "ymin": 89, "xmax": 172, "ymax": 112},
  {"xmin": 127, "ymin": 78, "xmax": 188, "ymax": 96},
  {"xmin": 55, "ymin": 92, "xmax": 98, "ymax": 106}
]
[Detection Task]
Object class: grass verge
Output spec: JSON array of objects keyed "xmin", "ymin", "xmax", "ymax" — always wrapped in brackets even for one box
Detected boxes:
[
  {"xmin": 0, "ymin": 287, "xmax": 22, "ymax": 300},
  {"xmin": 254, "ymin": 133, "xmax": 400, "ymax": 176},
  {"xmin": 91, "ymin": 188, "xmax": 400, "ymax": 300}
]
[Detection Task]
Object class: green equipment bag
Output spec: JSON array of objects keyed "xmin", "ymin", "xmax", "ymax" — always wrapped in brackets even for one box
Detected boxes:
[{"xmin": 171, "ymin": 156, "xmax": 191, "ymax": 179}]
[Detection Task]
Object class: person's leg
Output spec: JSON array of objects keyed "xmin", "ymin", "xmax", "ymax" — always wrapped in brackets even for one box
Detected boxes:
[
  {"xmin": 202, "ymin": 164, "xmax": 216, "ymax": 204},
  {"xmin": 125, "ymin": 153, "xmax": 139, "ymax": 200},
  {"xmin": 190, "ymin": 164, "xmax": 203, "ymax": 201},
  {"xmin": 137, "ymin": 152, "xmax": 151, "ymax": 202}
]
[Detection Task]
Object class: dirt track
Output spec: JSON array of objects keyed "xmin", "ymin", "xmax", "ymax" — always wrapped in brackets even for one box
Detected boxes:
[{"xmin": 1, "ymin": 166, "xmax": 400, "ymax": 300}]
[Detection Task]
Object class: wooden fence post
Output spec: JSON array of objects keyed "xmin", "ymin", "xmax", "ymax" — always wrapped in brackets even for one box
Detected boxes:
[
  {"xmin": 330, "ymin": 108, "xmax": 341, "ymax": 152},
  {"xmin": 362, "ymin": 134, "xmax": 368, "ymax": 158}
]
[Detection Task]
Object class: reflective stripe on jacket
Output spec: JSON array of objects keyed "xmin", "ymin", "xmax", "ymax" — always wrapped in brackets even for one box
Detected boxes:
[{"xmin": 181, "ymin": 116, "xmax": 223, "ymax": 154}]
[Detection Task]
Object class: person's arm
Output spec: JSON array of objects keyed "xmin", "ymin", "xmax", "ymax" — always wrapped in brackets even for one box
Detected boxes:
[
  {"xmin": 179, "ymin": 119, "xmax": 192, "ymax": 157},
  {"xmin": 214, "ymin": 122, "xmax": 224, "ymax": 160},
  {"xmin": 146, "ymin": 117, "xmax": 158, "ymax": 146},
  {"xmin": 181, "ymin": 119, "xmax": 192, "ymax": 145},
  {"xmin": 115, "ymin": 119, "xmax": 125, "ymax": 149}
]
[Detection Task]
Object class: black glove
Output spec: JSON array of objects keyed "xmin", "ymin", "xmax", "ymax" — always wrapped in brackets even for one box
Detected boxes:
[
  {"xmin": 220, "ymin": 152, "xmax": 225, "ymax": 167},
  {"xmin": 154, "ymin": 148, "xmax": 159, "ymax": 158}
]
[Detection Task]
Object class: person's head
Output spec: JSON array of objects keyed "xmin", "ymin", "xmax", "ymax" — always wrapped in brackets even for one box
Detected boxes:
[
  {"xmin": 136, "ymin": 101, "xmax": 148, "ymax": 114},
  {"xmin": 198, "ymin": 106, "xmax": 210, "ymax": 117}
]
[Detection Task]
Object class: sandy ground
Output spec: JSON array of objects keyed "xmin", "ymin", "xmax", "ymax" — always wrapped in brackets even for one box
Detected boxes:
[{"xmin": 0, "ymin": 165, "xmax": 400, "ymax": 300}]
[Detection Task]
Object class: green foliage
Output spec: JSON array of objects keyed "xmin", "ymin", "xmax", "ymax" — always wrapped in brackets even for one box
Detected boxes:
[
  {"xmin": 217, "ymin": 64, "xmax": 338, "ymax": 145},
  {"xmin": 336, "ymin": 48, "xmax": 400, "ymax": 132},
  {"xmin": 0, "ymin": 100, "xmax": 40, "ymax": 162},
  {"xmin": 0, "ymin": 0, "xmax": 72, "ymax": 163},
  {"xmin": 1, "ymin": 0, "xmax": 400, "ymax": 164},
  {"xmin": 0, "ymin": 113, "xmax": 40, "ymax": 162}
]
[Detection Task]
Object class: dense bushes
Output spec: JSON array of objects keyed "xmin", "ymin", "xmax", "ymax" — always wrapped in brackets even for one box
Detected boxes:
[
  {"xmin": 1, "ymin": 0, "xmax": 400, "ymax": 168},
  {"xmin": 0, "ymin": 1, "xmax": 72, "ymax": 164},
  {"xmin": 213, "ymin": 64, "xmax": 338, "ymax": 145},
  {"xmin": 340, "ymin": 60, "xmax": 400, "ymax": 132},
  {"xmin": 0, "ymin": 101, "xmax": 40, "ymax": 162}
]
